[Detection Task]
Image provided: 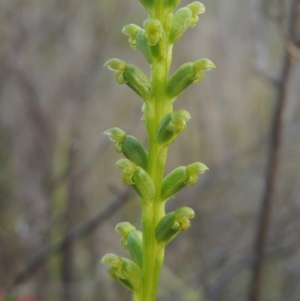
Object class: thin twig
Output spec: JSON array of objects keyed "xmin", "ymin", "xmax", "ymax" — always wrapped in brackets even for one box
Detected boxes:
[
  {"xmin": 248, "ymin": 1, "xmax": 300, "ymax": 300},
  {"xmin": 8, "ymin": 189, "xmax": 133, "ymax": 290}
]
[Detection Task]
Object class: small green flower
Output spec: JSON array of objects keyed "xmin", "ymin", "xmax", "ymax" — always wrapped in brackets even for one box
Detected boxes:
[
  {"xmin": 143, "ymin": 18, "xmax": 165, "ymax": 60},
  {"xmin": 122, "ymin": 24, "xmax": 142, "ymax": 49},
  {"xmin": 174, "ymin": 206, "xmax": 195, "ymax": 231},
  {"xmin": 115, "ymin": 222, "xmax": 143, "ymax": 267},
  {"xmin": 155, "ymin": 207, "xmax": 195, "ymax": 244},
  {"xmin": 101, "ymin": 254, "xmax": 143, "ymax": 292},
  {"xmin": 116, "ymin": 159, "xmax": 137, "ymax": 185},
  {"xmin": 104, "ymin": 128, "xmax": 148, "ymax": 170},
  {"xmin": 157, "ymin": 110, "xmax": 191, "ymax": 146},
  {"xmin": 104, "ymin": 58, "xmax": 126, "ymax": 72},
  {"xmin": 169, "ymin": 7, "xmax": 192, "ymax": 44},
  {"xmin": 161, "ymin": 162, "xmax": 208, "ymax": 201},
  {"xmin": 104, "ymin": 59, "xmax": 152, "ymax": 100},
  {"xmin": 115, "ymin": 222, "xmax": 137, "ymax": 248},
  {"xmin": 116, "ymin": 159, "xmax": 155, "ymax": 200},
  {"xmin": 196, "ymin": 58, "xmax": 215, "ymax": 79},
  {"xmin": 167, "ymin": 59, "xmax": 215, "ymax": 99},
  {"xmin": 104, "ymin": 127, "xmax": 126, "ymax": 153},
  {"xmin": 187, "ymin": 1, "xmax": 205, "ymax": 27},
  {"xmin": 169, "ymin": 2, "xmax": 205, "ymax": 43},
  {"xmin": 124, "ymin": 64, "xmax": 152, "ymax": 100},
  {"xmin": 185, "ymin": 162, "xmax": 208, "ymax": 185},
  {"xmin": 143, "ymin": 18, "xmax": 163, "ymax": 46},
  {"xmin": 104, "ymin": 58, "xmax": 127, "ymax": 84}
]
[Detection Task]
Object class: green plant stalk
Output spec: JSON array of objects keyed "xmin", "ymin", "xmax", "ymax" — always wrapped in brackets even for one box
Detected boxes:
[
  {"xmin": 142, "ymin": 8, "xmax": 171, "ymax": 299},
  {"xmin": 142, "ymin": 49, "xmax": 172, "ymax": 301},
  {"xmin": 101, "ymin": 0, "xmax": 214, "ymax": 300}
]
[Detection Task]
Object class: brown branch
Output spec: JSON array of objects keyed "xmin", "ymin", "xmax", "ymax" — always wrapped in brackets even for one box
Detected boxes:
[
  {"xmin": 8, "ymin": 189, "xmax": 133, "ymax": 291},
  {"xmin": 0, "ymin": 52, "xmax": 54, "ymax": 144},
  {"xmin": 248, "ymin": 1, "xmax": 300, "ymax": 300}
]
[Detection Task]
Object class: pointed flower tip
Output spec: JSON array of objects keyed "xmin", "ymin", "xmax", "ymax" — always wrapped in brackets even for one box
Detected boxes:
[
  {"xmin": 175, "ymin": 206, "xmax": 195, "ymax": 219},
  {"xmin": 101, "ymin": 253, "xmax": 122, "ymax": 266},
  {"xmin": 185, "ymin": 162, "xmax": 208, "ymax": 185},
  {"xmin": 188, "ymin": 2, "xmax": 205, "ymax": 14},
  {"xmin": 122, "ymin": 24, "xmax": 141, "ymax": 50},
  {"xmin": 104, "ymin": 128, "xmax": 126, "ymax": 152},
  {"xmin": 173, "ymin": 109, "xmax": 191, "ymax": 122},
  {"xmin": 104, "ymin": 127, "xmax": 126, "ymax": 140},
  {"xmin": 187, "ymin": 162, "xmax": 209, "ymax": 174},
  {"xmin": 200, "ymin": 163, "xmax": 209, "ymax": 173},
  {"xmin": 168, "ymin": 109, "xmax": 191, "ymax": 134},
  {"xmin": 104, "ymin": 58, "xmax": 126, "ymax": 72},
  {"xmin": 122, "ymin": 24, "xmax": 141, "ymax": 36},
  {"xmin": 116, "ymin": 158, "xmax": 136, "ymax": 170},
  {"xmin": 194, "ymin": 59, "xmax": 216, "ymax": 71},
  {"xmin": 115, "ymin": 222, "xmax": 136, "ymax": 237}
]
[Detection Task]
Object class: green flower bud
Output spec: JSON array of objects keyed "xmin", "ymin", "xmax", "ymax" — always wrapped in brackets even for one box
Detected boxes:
[
  {"xmin": 167, "ymin": 110, "xmax": 191, "ymax": 133},
  {"xmin": 104, "ymin": 128, "xmax": 148, "ymax": 170},
  {"xmin": 116, "ymin": 159, "xmax": 137, "ymax": 185},
  {"xmin": 101, "ymin": 254, "xmax": 142, "ymax": 292},
  {"xmin": 115, "ymin": 222, "xmax": 136, "ymax": 248},
  {"xmin": 104, "ymin": 58, "xmax": 126, "ymax": 72},
  {"xmin": 123, "ymin": 64, "xmax": 152, "ymax": 100},
  {"xmin": 122, "ymin": 24, "xmax": 142, "ymax": 50},
  {"xmin": 174, "ymin": 206, "xmax": 195, "ymax": 231},
  {"xmin": 155, "ymin": 207, "xmax": 195, "ymax": 244},
  {"xmin": 167, "ymin": 59, "xmax": 215, "ymax": 100},
  {"xmin": 143, "ymin": 19, "xmax": 163, "ymax": 46},
  {"xmin": 122, "ymin": 135, "xmax": 148, "ymax": 170},
  {"xmin": 167, "ymin": 62, "xmax": 194, "ymax": 99},
  {"xmin": 115, "ymin": 222, "xmax": 143, "ymax": 267},
  {"xmin": 116, "ymin": 159, "xmax": 155, "ymax": 200},
  {"xmin": 104, "ymin": 59, "xmax": 126, "ymax": 84},
  {"xmin": 121, "ymin": 257, "xmax": 142, "ymax": 292},
  {"xmin": 102, "ymin": 253, "xmax": 123, "ymax": 279},
  {"xmin": 185, "ymin": 162, "xmax": 208, "ymax": 184},
  {"xmin": 157, "ymin": 110, "xmax": 191, "ymax": 146},
  {"xmin": 127, "ymin": 231, "xmax": 143, "ymax": 267},
  {"xmin": 169, "ymin": 8, "xmax": 192, "ymax": 44},
  {"xmin": 161, "ymin": 162, "xmax": 208, "ymax": 201},
  {"xmin": 169, "ymin": 2, "xmax": 205, "ymax": 44},
  {"xmin": 134, "ymin": 166, "xmax": 155, "ymax": 200},
  {"xmin": 136, "ymin": 30, "xmax": 152, "ymax": 64},
  {"xmin": 155, "ymin": 212, "xmax": 178, "ymax": 244},
  {"xmin": 193, "ymin": 58, "xmax": 216, "ymax": 73},
  {"xmin": 104, "ymin": 127, "xmax": 126, "ymax": 153},
  {"xmin": 187, "ymin": 2, "xmax": 205, "ymax": 27},
  {"xmin": 104, "ymin": 59, "xmax": 151, "ymax": 100},
  {"xmin": 143, "ymin": 18, "xmax": 165, "ymax": 60}
]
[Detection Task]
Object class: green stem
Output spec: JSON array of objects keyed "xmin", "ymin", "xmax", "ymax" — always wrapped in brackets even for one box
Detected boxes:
[
  {"xmin": 133, "ymin": 291, "xmax": 143, "ymax": 301},
  {"xmin": 141, "ymin": 35, "xmax": 172, "ymax": 300}
]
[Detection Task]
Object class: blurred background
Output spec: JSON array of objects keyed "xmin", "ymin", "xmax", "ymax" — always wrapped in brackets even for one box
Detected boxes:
[{"xmin": 0, "ymin": 0, "xmax": 300, "ymax": 300}]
